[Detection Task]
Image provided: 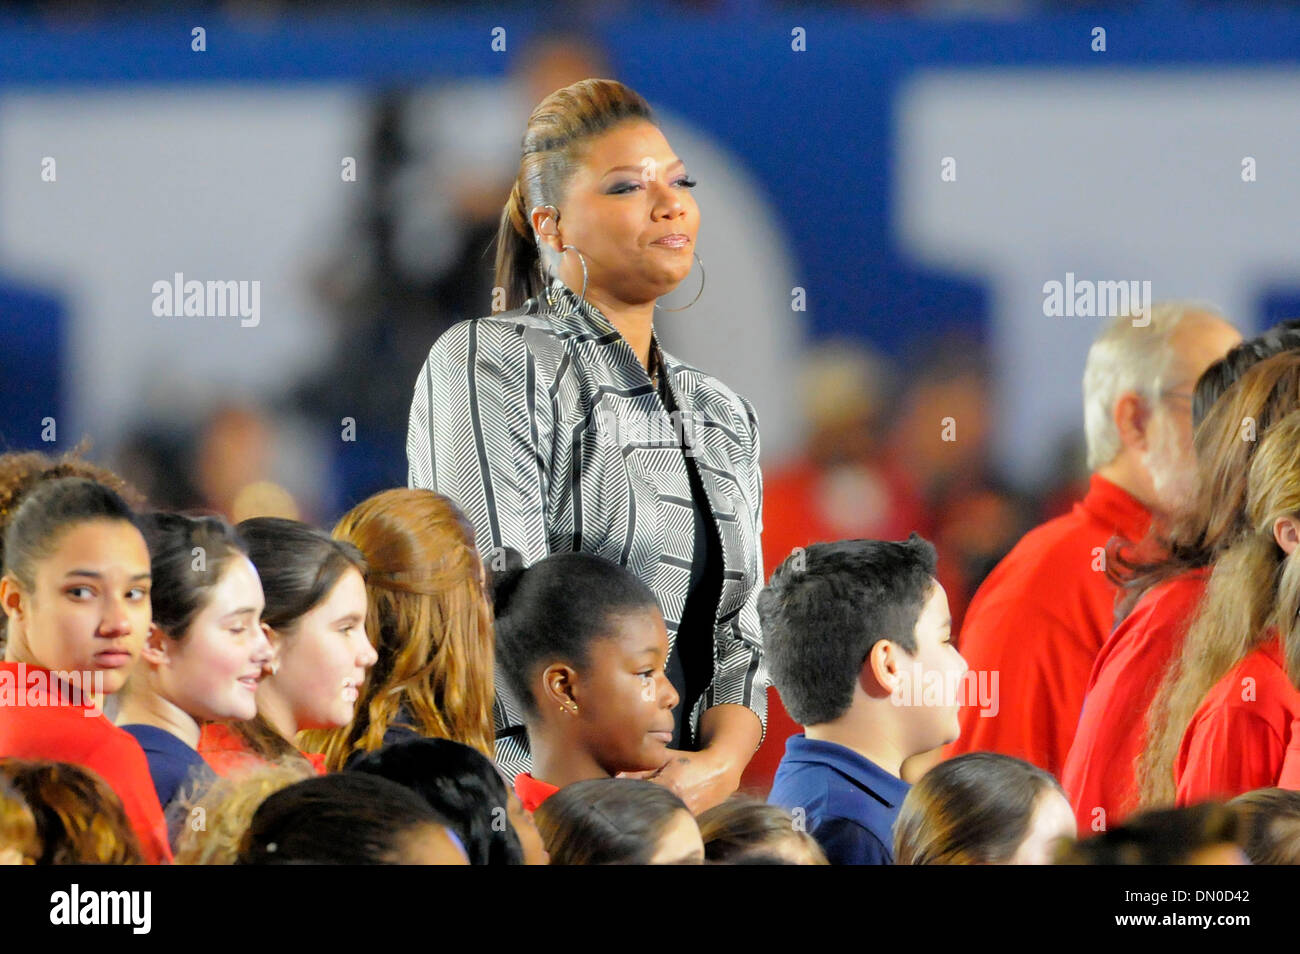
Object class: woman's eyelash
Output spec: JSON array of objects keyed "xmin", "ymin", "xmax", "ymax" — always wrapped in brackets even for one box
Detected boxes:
[{"xmin": 610, "ymin": 176, "xmax": 697, "ymax": 194}]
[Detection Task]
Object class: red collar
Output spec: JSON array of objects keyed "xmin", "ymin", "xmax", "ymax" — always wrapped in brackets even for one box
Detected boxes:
[
  {"xmin": 1260, "ymin": 630, "xmax": 1285, "ymax": 669},
  {"xmin": 514, "ymin": 772, "xmax": 560, "ymax": 813},
  {"xmin": 1078, "ymin": 474, "xmax": 1152, "ymax": 543}
]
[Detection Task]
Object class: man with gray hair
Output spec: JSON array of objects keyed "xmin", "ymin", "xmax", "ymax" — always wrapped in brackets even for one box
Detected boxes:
[{"xmin": 941, "ymin": 302, "xmax": 1239, "ymax": 776}]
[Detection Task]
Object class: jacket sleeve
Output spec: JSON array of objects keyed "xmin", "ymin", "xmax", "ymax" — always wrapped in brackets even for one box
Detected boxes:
[
  {"xmin": 702, "ymin": 393, "xmax": 771, "ymax": 742},
  {"xmin": 406, "ymin": 319, "xmax": 554, "ymax": 566}
]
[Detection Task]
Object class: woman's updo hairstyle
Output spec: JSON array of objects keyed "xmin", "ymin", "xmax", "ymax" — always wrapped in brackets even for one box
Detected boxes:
[{"xmin": 494, "ymin": 78, "xmax": 655, "ymax": 311}]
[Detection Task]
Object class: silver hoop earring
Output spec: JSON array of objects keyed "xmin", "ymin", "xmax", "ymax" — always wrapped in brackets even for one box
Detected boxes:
[
  {"xmin": 561, "ymin": 244, "xmax": 589, "ymax": 306},
  {"xmin": 654, "ymin": 251, "xmax": 705, "ymax": 312},
  {"xmin": 540, "ymin": 240, "xmax": 590, "ymax": 309}
]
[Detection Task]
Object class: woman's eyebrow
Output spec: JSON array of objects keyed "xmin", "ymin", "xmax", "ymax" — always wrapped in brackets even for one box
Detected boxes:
[{"xmin": 602, "ymin": 159, "xmax": 684, "ymax": 176}]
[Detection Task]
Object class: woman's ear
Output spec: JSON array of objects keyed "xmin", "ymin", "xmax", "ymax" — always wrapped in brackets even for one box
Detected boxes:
[
  {"xmin": 1274, "ymin": 515, "xmax": 1300, "ymax": 555},
  {"xmin": 540, "ymin": 663, "xmax": 579, "ymax": 716},
  {"xmin": 139, "ymin": 623, "xmax": 171, "ymax": 666},
  {"xmin": 530, "ymin": 206, "xmax": 564, "ymax": 256}
]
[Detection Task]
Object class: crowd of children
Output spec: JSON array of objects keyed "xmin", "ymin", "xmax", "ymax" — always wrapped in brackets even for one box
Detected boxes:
[{"xmin": 7, "ymin": 320, "xmax": 1300, "ymax": 866}]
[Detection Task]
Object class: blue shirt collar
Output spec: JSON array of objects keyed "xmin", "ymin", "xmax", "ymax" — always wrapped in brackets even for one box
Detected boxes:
[{"xmin": 781, "ymin": 734, "xmax": 910, "ymax": 808}]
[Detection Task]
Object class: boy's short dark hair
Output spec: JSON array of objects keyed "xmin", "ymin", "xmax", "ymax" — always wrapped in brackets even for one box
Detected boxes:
[{"xmin": 756, "ymin": 534, "xmax": 938, "ymax": 726}]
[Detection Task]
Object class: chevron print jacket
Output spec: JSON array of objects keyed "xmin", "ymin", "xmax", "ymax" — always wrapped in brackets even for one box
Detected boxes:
[{"xmin": 407, "ymin": 277, "xmax": 769, "ymax": 778}]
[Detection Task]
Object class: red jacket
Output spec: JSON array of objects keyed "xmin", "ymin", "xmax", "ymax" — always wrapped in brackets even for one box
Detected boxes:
[
  {"xmin": 1175, "ymin": 634, "xmax": 1300, "ymax": 804},
  {"xmin": 0, "ymin": 661, "xmax": 171, "ymax": 863},
  {"xmin": 1061, "ymin": 569, "xmax": 1207, "ymax": 831},
  {"xmin": 943, "ymin": 475, "xmax": 1151, "ymax": 775}
]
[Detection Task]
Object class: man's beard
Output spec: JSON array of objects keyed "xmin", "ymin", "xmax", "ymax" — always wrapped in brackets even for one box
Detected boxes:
[{"xmin": 1143, "ymin": 413, "xmax": 1198, "ymax": 519}]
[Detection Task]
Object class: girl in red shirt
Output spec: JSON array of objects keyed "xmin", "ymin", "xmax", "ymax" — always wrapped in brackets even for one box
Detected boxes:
[
  {"xmin": 492, "ymin": 550, "xmax": 681, "ymax": 813},
  {"xmin": 199, "ymin": 518, "xmax": 376, "ymax": 775},
  {"xmin": 0, "ymin": 476, "xmax": 171, "ymax": 862},
  {"xmin": 1138, "ymin": 407, "xmax": 1300, "ymax": 807}
]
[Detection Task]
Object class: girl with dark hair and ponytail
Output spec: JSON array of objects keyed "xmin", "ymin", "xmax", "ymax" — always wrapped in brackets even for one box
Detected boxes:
[
  {"xmin": 492, "ymin": 549, "xmax": 679, "ymax": 813},
  {"xmin": 407, "ymin": 78, "xmax": 768, "ymax": 814},
  {"xmin": 115, "ymin": 513, "xmax": 273, "ymax": 816},
  {"xmin": 0, "ymin": 476, "xmax": 171, "ymax": 862},
  {"xmin": 198, "ymin": 518, "xmax": 376, "ymax": 774}
]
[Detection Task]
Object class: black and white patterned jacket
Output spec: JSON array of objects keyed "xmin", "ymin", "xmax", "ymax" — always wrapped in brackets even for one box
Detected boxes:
[{"xmin": 406, "ymin": 278, "xmax": 768, "ymax": 777}]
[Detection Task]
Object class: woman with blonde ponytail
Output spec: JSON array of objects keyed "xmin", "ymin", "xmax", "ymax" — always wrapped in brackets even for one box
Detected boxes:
[
  {"xmin": 1138, "ymin": 407, "xmax": 1300, "ymax": 808},
  {"xmin": 407, "ymin": 78, "xmax": 767, "ymax": 813}
]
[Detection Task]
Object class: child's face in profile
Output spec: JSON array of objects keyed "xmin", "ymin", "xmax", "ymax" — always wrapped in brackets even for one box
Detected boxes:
[
  {"xmin": 902, "ymin": 580, "xmax": 967, "ymax": 750},
  {"xmin": 575, "ymin": 608, "xmax": 680, "ymax": 774},
  {"xmin": 1006, "ymin": 788, "xmax": 1076, "ymax": 865},
  {"xmin": 648, "ymin": 808, "xmax": 705, "ymax": 865}
]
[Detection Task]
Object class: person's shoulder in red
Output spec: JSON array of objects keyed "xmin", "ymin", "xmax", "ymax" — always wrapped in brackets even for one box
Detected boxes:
[
  {"xmin": 963, "ymin": 475, "xmax": 1150, "ymax": 635},
  {"xmin": 944, "ymin": 475, "xmax": 1152, "ymax": 774},
  {"xmin": 1175, "ymin": 634, "xmax": 1300, "ymax": 805},
  {"xmin": 198, "ymin": 723, "xmax": 326, "ymax": 777},
  {"xmin": 0, "ymin": 662, "xmax": 171, "ymax": 863},
  {"xmin": 1062, "ymin": 568, "xmax": 1208, "ymax": 831},
  {"xmin": 514, "ymin": 772, "xmax": 559, "ymax": 814},
  {"xmin": 1086, "ymin": 568, "xmax": 1208, "ymax": 692}
]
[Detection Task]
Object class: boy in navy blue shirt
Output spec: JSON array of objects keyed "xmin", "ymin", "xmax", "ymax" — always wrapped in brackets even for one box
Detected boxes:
[{"xmin": 761, "ymin": 535, "xmax": 967, "ymax": 864}]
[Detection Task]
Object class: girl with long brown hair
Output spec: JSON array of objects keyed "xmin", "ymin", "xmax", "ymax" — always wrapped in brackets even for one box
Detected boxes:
[
  {"xmin": 1138, "ymin": 406, "xmax": 1300, "ymax": 807},
  {"xmin": 303, "ymin": 489, "xmax": 495, "ymax": 770}
]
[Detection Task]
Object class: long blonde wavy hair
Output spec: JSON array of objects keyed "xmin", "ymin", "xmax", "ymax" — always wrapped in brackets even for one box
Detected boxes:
[
  {"xmin": 172, "ymin": 759, "xmax": 314, "ymax": 865},
  {"xmin": 1138, "ymin": 407, "xmax": 1300, "ymax": 808},
  {"xmin": 303, "ymin": 489, "xmax": 495, "ymax": 770}
]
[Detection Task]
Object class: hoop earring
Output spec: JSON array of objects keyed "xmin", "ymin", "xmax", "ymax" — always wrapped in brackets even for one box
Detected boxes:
[
  {"xmin": 654, "ymin": 251, "xmax": 705, "ymax": 312},
  {"xmin": 531, "ymin": 204, "xmax": 589, "ymax": 310},
  {"xmin": 561, "ymin": 244, "xmax": 589, "ymax": 306},
  {"xmin": 538, "ymin": 240, "xmax": 590, "ymax": 310}
]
